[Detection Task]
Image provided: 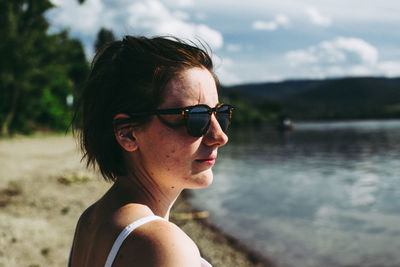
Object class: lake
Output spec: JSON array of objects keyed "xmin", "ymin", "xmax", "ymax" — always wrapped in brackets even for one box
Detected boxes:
[{"xmin": 189, "ymin": 120, "xmax": 400, "ymax": 267}]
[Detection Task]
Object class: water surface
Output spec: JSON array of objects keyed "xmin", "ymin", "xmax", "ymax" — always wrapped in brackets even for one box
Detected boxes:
[{"xmin": 190, "ymin": 120, "xmax": 400, "ymax": 267}]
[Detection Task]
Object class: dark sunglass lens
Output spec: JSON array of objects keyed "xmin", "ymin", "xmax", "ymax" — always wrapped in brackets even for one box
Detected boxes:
[
  {"xmin": 216, "ymin": 105, "xmax": 231, "ymax": 132},
  {"xmin": 187, "ymin": 107, "xmax": 210, "ymax": 137}
]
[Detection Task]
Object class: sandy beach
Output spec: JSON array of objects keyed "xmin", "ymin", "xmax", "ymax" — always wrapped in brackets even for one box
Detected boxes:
[{"xmin": 0, "ymin": 134, "xmax": 271, "ymax": 267}]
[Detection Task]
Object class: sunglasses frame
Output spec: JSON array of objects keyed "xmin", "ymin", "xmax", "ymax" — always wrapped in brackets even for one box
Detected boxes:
[{"xmin": 115, "ymin": 103, "xmax": 234, "ymax": 137}]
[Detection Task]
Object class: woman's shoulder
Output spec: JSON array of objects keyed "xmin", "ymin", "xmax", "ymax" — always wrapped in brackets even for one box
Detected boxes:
[
  {"xmin": 110, "ymin": 203, "xmax": 155, "ymax": 228},
  {"xmin": 75, "ymin": 202, "xmax": 203, "ymax": 266},
  {"xmin": 111, "ymin": 211, "xmax": 202, "ymax": 266}
]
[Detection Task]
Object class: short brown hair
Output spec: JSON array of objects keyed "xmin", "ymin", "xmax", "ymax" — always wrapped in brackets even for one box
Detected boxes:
[{"xmin": 74, "ymin": 36, "xmax": 217, "ymax": 181}]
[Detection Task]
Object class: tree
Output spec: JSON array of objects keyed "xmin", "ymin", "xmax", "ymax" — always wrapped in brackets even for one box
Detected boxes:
[
  {"xmin": 94, "ymin": 27, "xmax": 115, "ymax": 52},
  {"xmin": 0, "ymin": 0, "xmax": 89, "ymax": 135}
]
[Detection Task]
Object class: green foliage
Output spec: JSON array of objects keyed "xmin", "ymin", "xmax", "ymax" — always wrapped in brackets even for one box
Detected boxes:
[
  {"xmin": 0, "ymin": 0, "xmax": 89, "ymax": 135},
  {"xmin": 221, "ymin": 89, "xmax": 283, "ymax": 126}
]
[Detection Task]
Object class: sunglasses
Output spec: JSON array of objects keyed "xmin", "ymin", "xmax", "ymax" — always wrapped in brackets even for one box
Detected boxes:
[{"xmin": 116, "ymin": 104, "xmax": 234, "ymax": 137}]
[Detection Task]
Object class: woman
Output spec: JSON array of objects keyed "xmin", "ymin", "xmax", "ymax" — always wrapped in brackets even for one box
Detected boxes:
[{"xmin": 69, "ymin": 36, "xmax": 234, "ymax": 266}]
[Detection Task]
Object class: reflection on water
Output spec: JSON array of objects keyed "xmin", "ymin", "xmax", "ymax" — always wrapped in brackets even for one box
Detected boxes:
[{"xmin": 189, "ymin": 120, "xmax": 400, "ymax": 267}]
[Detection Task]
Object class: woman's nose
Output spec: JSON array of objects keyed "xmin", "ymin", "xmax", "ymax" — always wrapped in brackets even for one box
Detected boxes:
[{"xmin": 202, "ymin": 115, "xmax": 229, "ymax": 147}]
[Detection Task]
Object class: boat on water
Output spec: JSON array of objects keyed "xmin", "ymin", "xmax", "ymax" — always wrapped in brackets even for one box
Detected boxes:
[{"xmin": 277, "ymin": 115, "xmax": 295, "ymax": 131}]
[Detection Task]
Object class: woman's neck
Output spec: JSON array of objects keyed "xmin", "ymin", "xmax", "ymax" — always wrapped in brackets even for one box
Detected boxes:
[{"xmin": 114, "ymin": 175, "xmax": 182, "ymax": 219}]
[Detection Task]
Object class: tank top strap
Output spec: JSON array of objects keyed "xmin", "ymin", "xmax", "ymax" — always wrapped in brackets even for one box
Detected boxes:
[
  {"xmin": 104, "ymin": 215, "xmax": 166, "ymax": 267},
  {"xmin": 201, "ymin": 257, "xmax": 213, "ymax": 267}
]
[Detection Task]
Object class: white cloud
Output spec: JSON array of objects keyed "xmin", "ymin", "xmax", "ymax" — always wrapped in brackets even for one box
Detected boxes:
[
  {"xmin": 378, "ymin": 61, "xmax": 400, "ymax": 77},
  {"xmin": 285, "ymin": 37, "xmax": 379, "ymax": 67},
  {"xmin": 306, "ymin": 7, "xmax": 332, "ymax": 27},
  {"xmin": 334, "ymin": 37, "xmax": 378, "ymax": 64},
  {"xmin": 285, "ymin": 50, "xmax": 319, "ymax": 66},
  {"xmin": 252, "ymin": 14, "xmax": 290, "ymax": 31},
  {"xmin": 127, "ymin": 0, "xmax": 223, "ymax": 49},
  {"xmin": 46, "ymin": 0, "xmax": 400, "ymax": 83},
  {"xmin": 173, "ymin": 10, "xmax": 190, "ymax": 20},
  {"xmin": 48, "ymin": 0, "xmax": 223, "ymax": 59},
  {"xmin": 213, "ymin": 56, "xmax": 241, "ymax": 85},
  {"xmin": 348, "ymin": 65, "xmax": 374, "ymax": 76},
  {"xmin": 284, "ymin": 37, "xmax": 383, "ymax": 78}
]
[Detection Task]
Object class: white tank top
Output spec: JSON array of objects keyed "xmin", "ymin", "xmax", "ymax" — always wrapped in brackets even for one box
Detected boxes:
[{"xmin": 104, "ymin": 215, "xmax": 212, "ymax": 267}]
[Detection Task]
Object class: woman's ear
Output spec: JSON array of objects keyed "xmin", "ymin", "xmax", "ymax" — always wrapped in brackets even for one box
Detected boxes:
[{"xmin": 114, "ymin": 114, "xmax": 138, "ymax": 152}]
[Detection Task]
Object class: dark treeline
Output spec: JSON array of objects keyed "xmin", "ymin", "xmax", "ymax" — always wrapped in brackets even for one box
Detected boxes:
[
  {"xmin": 283, "ymin": 77, "xmax": 400, "ymax": 120},
  {"xmin": 222, "ymin": 77, "xmax": 400, "ymax": 124}
]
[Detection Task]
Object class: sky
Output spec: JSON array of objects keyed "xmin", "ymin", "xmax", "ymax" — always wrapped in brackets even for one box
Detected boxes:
[{"xmin": 46, "ymin": 0, "xmax": 400, "ymax": 86}]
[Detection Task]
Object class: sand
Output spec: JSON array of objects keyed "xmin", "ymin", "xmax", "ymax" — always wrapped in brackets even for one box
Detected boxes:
[{"xmin": 0, "ymin": 134, "xmax": 272, "ymax": 267}]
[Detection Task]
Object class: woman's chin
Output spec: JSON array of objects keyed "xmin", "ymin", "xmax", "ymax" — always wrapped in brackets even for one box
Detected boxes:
[{"xmin": 189, "ymin": 169, "xmax": 214, "ymax": 189}]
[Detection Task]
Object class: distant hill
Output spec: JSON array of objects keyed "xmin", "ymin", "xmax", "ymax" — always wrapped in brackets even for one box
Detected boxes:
[
  {"xmin": 222, "ymin": 77, "xmax": 400, "ymax": 120},
  {"xmin": 220, "ymin": 79, "xmax": 328, "ymax": 100}
]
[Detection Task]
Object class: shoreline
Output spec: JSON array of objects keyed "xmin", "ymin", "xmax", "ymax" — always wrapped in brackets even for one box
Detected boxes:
[
  {"xmin": 172, "ymin": 191, "xmax": 275, "ymax": 267},
  {"xmin": 0, "ymin": 134, "xmax": 274, "ymax": 266}
]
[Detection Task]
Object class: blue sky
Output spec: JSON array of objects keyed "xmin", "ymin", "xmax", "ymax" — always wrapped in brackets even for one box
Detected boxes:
[{"xmin": 47, "ymin": 0, "xmax": 400, "ymax": 85}]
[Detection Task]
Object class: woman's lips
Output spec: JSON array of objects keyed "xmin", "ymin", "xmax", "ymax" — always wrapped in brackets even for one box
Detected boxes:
[
  {"xmin": 195, "ymin": 156, "xmax": 216, "ymax": 166},
  {"xmin": 196, "ymin": 153, "xmax": 217, "ymax": 166},
  {"xmin": 196, "ymin": 159, "xmax": 215, "ymax": 166}
]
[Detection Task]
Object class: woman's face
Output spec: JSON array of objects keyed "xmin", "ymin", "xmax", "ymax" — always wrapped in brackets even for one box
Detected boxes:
[{"xmin": 131, "ymin": 67, "xmax": 228, "ymax": 191}]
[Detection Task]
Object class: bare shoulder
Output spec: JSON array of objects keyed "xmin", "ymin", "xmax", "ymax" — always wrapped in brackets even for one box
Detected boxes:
[
  {"xmin": 111, "ymin": 203, "xmax": 155, "ymax": 227},
  {"xmin": 112, "ymin": 219, "xmax": 202, "ymax": 267}
]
